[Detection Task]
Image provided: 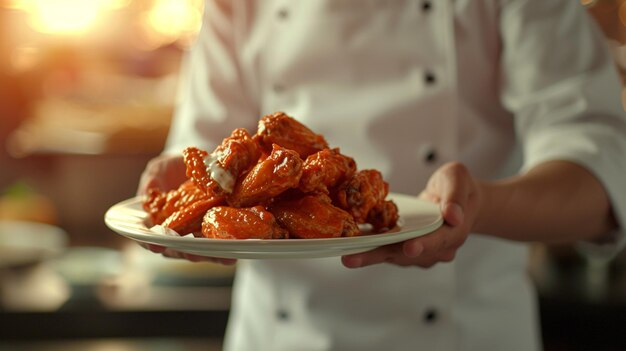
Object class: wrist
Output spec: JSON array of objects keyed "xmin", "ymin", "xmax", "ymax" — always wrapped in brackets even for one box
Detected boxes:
[
  {"xmin": 471, "ymin": 180, "xmax": 486, "ymax": 234},
  {"xmin": 472, "ymin": 180, "xmax": 500, "ymax": 235}
]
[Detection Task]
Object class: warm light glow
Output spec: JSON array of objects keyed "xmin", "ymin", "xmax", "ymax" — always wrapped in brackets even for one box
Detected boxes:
[
  {"xmin": 7, "ymin": 0, "xmax": 129, "ymax": 35},
  {"xmin": 10, "ymin": 46, "xmax": 41, "ymax": 72},
  {"xmin": 580, "ymin": 0, "xmax": 598, "ymax": 7},
  {"xmin": 30, "ymin": 0, "xmax": 102, "ymax": 34},
  {"xmin": 620, "ymin": 2, "xmax": 626, "ymax": 27},
  {"xmin": 3, "ymin": 0, "xmax": 26, "ymax": 8},
  {"xmin": 139, "ymin": 0, "xmax": 203, "ymax": 48},
  {"xmin": 108, "ymin": 0, "xmax": 131, "ymax": 9}
]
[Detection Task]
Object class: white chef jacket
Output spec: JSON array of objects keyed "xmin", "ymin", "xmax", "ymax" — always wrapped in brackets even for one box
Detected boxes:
[{"xmin": 164, "ymin": 0, "xmax": 626, "ymax": 350}]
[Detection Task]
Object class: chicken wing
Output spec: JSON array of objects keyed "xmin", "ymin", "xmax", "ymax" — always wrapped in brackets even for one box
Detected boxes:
[
  {"xmin": 161, "ymin": 197, "xmax": 223, "ymax": 236},
  {"xmin": 269, "ymin": 193, "xmax": 360, "ymax": 239},
  {"xmin": 202, "ymin": 205, "xmax": 288, "ymax": 239},
  {"xmin": 214, "ymin": 128, "xmax": 262, "ymax": 183},
  {"xmin": 143, "ymin": 188, "xmax": 169, "ymax": 225},
  {"xmin": 255, "ymin": 112, "xmax": 329, "ymax": 158},
  {"xmin": 143, "ymin": 179, "xmax": 225, "ymax": 234},
  {"xmin": 182, "ymin": 146, "xmax": 217, "ymax": 194},
  {"xmin": 183, "ymin": 128, "xmax": 261, "ymax": 195},
  {"xmin": 366, "ymin": 200, "xmax": 399, "ymax": 233},
  {"xmin": 144, "ymin": 111, "xmax": 400, "ymax": 240},
  {"xmin": 143, "ymin": 180, "xmax": 208, "ymax": 225},
  {"xmin": 299, "ymin": 148, "xmax": 357, "ymax": 194},
  {"xmin": 228, "ymin": 144, "xmax": 304, "ymax": 207},
  {"xmin": 332, "ymin": 169, "xmax": 389, "ymax": 224}
]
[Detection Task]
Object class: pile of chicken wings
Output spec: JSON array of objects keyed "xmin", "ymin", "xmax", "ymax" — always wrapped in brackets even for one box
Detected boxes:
[{"xmin": 143, "ymin": 112, "xmax": 399, "ymax": 240}]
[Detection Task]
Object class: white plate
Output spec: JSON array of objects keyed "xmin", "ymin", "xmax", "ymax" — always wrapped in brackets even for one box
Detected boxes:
[
  {"xmin": 0, "ymin": 220, "xmax": 68, "ymax": 268},
  {"xmin": 104, "ymin": 193, "xmax": 443, "ymax": 259}
]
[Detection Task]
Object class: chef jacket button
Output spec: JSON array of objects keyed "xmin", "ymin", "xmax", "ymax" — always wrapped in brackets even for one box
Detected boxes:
[
  {"xmin": 424, "ymin": 71, "xmax": 437, "ymax": 85},
  {"xmin": 423, "ymin": 308, "xmax": 438, "ymax": 323},
  {"xmin": 425, "ymin": 150, "xmax": 437, "ymax": 163},
  {"xmin": 421, "ymin": 1, "xmax": 432, "ymax": 12},
  {"xmin": 277, "ymin": 8, "xmax": 289, "ymax": 20},
  {"xmin": 421, "ymin": 146, "xmax": 437, "ymax": 164},
  {"xmin": 276, "ymin": 309, "xmax": 290, "ymax": 321}
]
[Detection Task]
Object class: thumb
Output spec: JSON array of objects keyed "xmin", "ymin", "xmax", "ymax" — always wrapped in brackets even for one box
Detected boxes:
[
  {"xmin": 439, "ymin": 163, "xmax": 472, "ymax": 227},
  {"xmin": 442, "ymin": 202, "xmax": 464, "ymax": 227}
]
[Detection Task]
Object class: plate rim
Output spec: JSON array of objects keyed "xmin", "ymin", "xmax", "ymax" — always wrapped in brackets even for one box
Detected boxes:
[{"xmin": 104, "ymin": 193, "xmax": 443, "ymax": 259}]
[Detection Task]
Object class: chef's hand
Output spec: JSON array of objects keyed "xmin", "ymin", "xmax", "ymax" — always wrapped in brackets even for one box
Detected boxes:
[
  {"xmin": 137, "ymin": 154, "xmax": 237, "ymax": 266},
  {"xmin": 137, "ymin": 154, "xmax": 188, "ymax": 196},
  {"xmin": 141, "ymin": 243, "xmax": 237, "ymax": 265},
  {"xmin": 342, "ymin": 162, "xmax": 482, "ymax": 268}
]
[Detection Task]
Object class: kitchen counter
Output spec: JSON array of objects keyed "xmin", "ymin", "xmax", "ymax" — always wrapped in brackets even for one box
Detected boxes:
[
  {"xmin": 1, "ymin": 245, "xmax": 625, "ymax": 351},
  {"xmin": 0, "ymin": 245, "xmax": 234, "ymax": 344}
]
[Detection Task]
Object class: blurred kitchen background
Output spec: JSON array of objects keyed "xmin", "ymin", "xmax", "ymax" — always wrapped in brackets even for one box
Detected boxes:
[
  {"xmin": 0, "ymin": 1, "xmax": 625, "ymax": 350},
  {"xmin": 0, "ymin": 1, "xmax": 231, "ymax": 350}
]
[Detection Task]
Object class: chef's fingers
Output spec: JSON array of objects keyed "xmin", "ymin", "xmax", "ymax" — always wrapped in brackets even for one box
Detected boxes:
[
  {"xmin": 370, "ymin": 227, "xmax": 463, "ymax": 267},
  {"xmin": 342, "ymin": 241, "xmax": 456, "ymax": 269},
  {"xmin": 179, "ymin": 253, "xmax": 237, "ymax": 265},
  {"xmin": 342, "ymin": 240, "xmax": 434, "ymax": 268},
  {"xmin": 138, "ymin": 242, "xmax": 236, "ymax": 265},
  {"xmin": 341, "ymin": 242, "xmax": 405, "ymax": 268},
  {"xmin": 392, "ymin": 248, "xmax": 457, "ymax": 268},
  {"xmin": 438, "ymin": 162, "xmax": 473, "ymax": 227},
  {"xmin": 341, "ymin": 230, "xmax": 437, "ymax": 268},
  {"xmin": 404, "ymin": 225, "xmax": 466, "ymax": 260},
  {"xmin": 138, "ymin": 242, "xmax": 167, "ymax": 253},
  {"xmin": 137, "ymin": 154, "xmax": 187, "ymax": 195},
  {"xmin": 158, "ymin": 246, "xmax": 237, "ymax": 265},
  {"xmin": 137, "ymin": 179, "xmax": 156, "ymax": 196},
  {"xmin": 137, "ymin": 158, "xmax": 162, "ymax": 196},
  {"xmin": 418, "ymin": 191, "xmax": 440, "ymax": 204}
]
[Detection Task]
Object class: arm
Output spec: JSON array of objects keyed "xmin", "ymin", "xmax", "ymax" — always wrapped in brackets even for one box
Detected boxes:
[
  {"xmin": 495, "ymin": 0, "xmax": 626, "ymax": 244},
  {"xmin": 477, "ymin": 160, "xmax": 616, "ymax": 243},
  {"xmin": 343, "ymin": 1, "xmax": 626, "ymax": 268},
  {"xmin": 342, "ymin": 160, "xmax": 618, "ymax": 269}
]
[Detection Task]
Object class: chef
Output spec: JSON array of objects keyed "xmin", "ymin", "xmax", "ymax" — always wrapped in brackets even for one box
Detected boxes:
[{"xmin": 138, "ymin": 1, "xmax": 626, "ymax": 350}]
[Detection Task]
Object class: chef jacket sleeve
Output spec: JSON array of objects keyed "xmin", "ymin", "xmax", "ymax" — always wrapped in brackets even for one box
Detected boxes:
[
  {"xmin": 499, "ymin": 0, "xmax": 626, "ymax": 256},
  {"xmin": 163, "ymin": 0, "xmax": 259, "ymax": 155}
]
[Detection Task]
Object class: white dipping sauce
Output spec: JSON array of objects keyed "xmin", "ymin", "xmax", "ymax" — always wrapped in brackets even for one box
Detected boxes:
[{"xmin": 204, "ymin": 152, "xmax": 236, "ymax": 193}]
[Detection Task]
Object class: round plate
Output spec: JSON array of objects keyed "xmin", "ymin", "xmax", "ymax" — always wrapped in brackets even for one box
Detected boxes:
[
  {"xmin": 0, "ymin": 220, "xmax": 68, "ymax": 268},
  {"xmin": 104, "ymin": 193, "xmax": 443, "ymax": 259}
]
